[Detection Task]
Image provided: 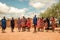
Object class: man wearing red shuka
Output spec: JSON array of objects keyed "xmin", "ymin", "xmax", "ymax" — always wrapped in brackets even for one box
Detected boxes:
[
  {"xmin": 37, "ymin": 18, "xmax": 41, "ymax": 31},
  {"xmin": 21, "ymin": 16, "xmax": 26, "ymax": 32},
  {"xmin": 17, "ymin": 17, "xmax": 21, "ymax": 32},
  {"xmin": 44, "ymin": 20, "xmax": 48, "ymax": 32},
  {"xmin": 40, "ymin": 17, "xmax": 44, "ymax": 32},
  {"xmin": 51, "ymin": 17, "xmax": 56, "ymax": 32},
  {"xmin": 26, "ymin": 18, "xmax": 31, "ymax": 32},
  {"xmin": 33, "ymin": 15, "xmax": 37, "ymax": 32},
  {"xmin": 37, "ymin": 17, "xmax": 44, "ymax": 32}
]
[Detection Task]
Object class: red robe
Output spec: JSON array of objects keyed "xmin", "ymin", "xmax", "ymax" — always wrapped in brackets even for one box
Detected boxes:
[
  {"xmin": 37, "ymin": 19, "xmax": 41, "ymax": 28},
  {"xmin": 44, "ymin": 22, "xmax": 48, "ymax": 29},
  {"xmin": 40, "ymin": 19, "xmax": 44, "ymax": 29},
  {"xmin": 21, "ymin": 18, "xmax": 25, "ymax": 27},
  {"xmin": 17, "ymin": 19, "xmax": 21, "ymax": 28},
  {"xmin": 26, "ymin": 19, "xmax": 31, "ymax": 28},
  {"xmin": 51, "ymin": 18, "xmax": 56, "ymax": 28}
]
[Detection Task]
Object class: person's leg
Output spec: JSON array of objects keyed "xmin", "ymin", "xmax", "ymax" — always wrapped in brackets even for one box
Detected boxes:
[
  {"xmin": 59, "ymin": 29, "xmax": 60, "ymax": 33},
  {"xmin": 52, "ymin": 27, "xmax": 55, "ymax": 32},
  {"xmin": 41, "ymin": 27, "xmax": 44, "ymax": 32},
  {"xmin": 28, "ymin": 27, "xmax": 30, "ymax": 32},
  {"xmin": 18, "ymin": 27, "xmax": 21, "ymax": 32},
  {"xmin": 18, "ymin": 27, "xmax": 19, "ymax": 32},
  {"xmin": 4, "ymin": 27, "xmax": 6, "ymax": 32},
  {"xmin": 34, "ymin": 25, "xmax": 36, "ymax": 32},
  {"xmin": 11, "ymin": 26, "xmax": 14, "ymax": 32},
  {"xmin": 51, "ymin": 24, "xmax": 55, "ymax": 32},
  {"xmin": 22, "ymin": 27, "xmax": 25, "ymax": 32},
  {"xmin": 11, "ymin": 27, "xmax": 13, "ymax": 32},
  {"xmin": 38, "ymin": 27, "xmax": 40, "ymax": 32},
  {"xmin": 13, "ymin": 26, "xmax": 14, "ymax": 32},
  {"xmin": 45, "ymin": 28, "xmax": 48, "ymax": 32},
  {"xmin": 19, "ymin": 27, "xmax": 21, "ymax": 32},
  {"xmin": 2, "ymin": 27, "xmax": 6, "ymax": 33},
  {"xmin": 2, "ymin": 28, "xmax": 4, "ymax": 33},
  {"xmin": 24, "ymin": 26, "xmax": 26, "ymax": 31},
  {"xmin": 22, "ymin": 27, "xmax": 23, "ymax": 32},
  {"xmin": 46, "ymin": 25, "xmax": 50, "ymax": 32},
  {"xmin": 40, "ymin": 27, "xmax": 44, "ymax": 32},
  {"xmin": 23, "ymin": 27, "xmax": 25, "ymax": 31}
]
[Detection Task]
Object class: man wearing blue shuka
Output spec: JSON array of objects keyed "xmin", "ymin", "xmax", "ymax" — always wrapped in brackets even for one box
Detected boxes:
[
  {"xmin": 33, "ymin": 15, "xmax": 37, "ymax": 32},
  {"xmin": 1, "ymin": 17, "xmax": 6, "ymax": 33}
]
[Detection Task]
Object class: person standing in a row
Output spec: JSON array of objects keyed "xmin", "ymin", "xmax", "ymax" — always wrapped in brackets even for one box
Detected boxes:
[
  {"xmin": 51, "ymin": 17, "xmax": 56, "ymax": 32},
  {"xmin": 33, "ymin": 15, "xmax": 37, "ymax": 32},
  {"xmin": 26, "ymin": 18, "xmax": 31, "ymax": 32},
  {"xmin": 45, "ymin": 18, "xmax": 50, "ymax": 32},
  {"xmin": 21, "ymin": 16, "xmax": 26, "ymax": 32},
  {"xmin": 17, "ymin": 18, "xmax": 21, "ymax": 32},
  {"xmin": 1, "ymin": 17, "xmax": 6, "ymax": 33},
  {"xmin": 37, "ymin": 18, "xmax": 41, "ymax": 31},
  {"xmin": 37, "ymin": 17, "xmax": 44, "ymax": 32},
  {"xmin": 40, "ymin": 17, "xmax": 44, "ymax": 32},
  {"xmin": 10, "ymin": 17, "xmax": 15, "ymax": 32}
]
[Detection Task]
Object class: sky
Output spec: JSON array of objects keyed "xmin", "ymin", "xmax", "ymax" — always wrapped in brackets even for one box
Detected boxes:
[{"xmin": 0, "ymin": 0, "xmax": 59, "ymax": 19}]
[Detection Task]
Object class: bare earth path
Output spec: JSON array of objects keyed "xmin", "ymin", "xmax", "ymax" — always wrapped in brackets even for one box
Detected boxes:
[{"xmin": 0, "ymin": 28, "xmax": 60, "ymax": 40}]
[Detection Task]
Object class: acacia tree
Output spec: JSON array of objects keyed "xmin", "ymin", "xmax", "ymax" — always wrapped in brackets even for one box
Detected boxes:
[{"xmin": 39, "ymin": 2, "xmax": 60, "ymax": 19}]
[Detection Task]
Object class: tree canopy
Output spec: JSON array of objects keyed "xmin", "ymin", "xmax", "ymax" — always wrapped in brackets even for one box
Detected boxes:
[{"xmin": 39, "ymin": 2, "xmax": 60, "ymax": 19}]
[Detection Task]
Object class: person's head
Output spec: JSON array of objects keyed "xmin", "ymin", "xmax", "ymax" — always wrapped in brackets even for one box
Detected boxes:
[
  {"xmin": 53, "ymin": 17, "xmax": 54, "ymax": 19},
  {"xmin": 3, "ymin": 16, "xmax": 5, "ymax": 19},
  {"xmin": 18, "ymin": 17, "xmax": 20, "ymax": 20},
  {"xmin": 44, "ymin": 20, "xmax": 47, "ymax": 23},
  {"xmin": 12, "ymin": 17, "xmax": 14, "ymax": 20},
  {"xmin": 51, "ymin": 16, "xmax": 54, "ymax": 19},
  {"xmin": 35, "ymin": 15, "xmax": 36, "ymax": 17},
  {"xmin": 42, "ymin": 17, "xmax": 44, "ymax": 19},
  {"xmin": 46, "ymin": 17, "xmax": 48, "ymax": 20},
  {"xmin": 27, "ymin": 17, "xmax": 30, "ymax": 20},
  {"xmin": 23, "ymin": 16, "xmax": 25, "ymax": 18}
]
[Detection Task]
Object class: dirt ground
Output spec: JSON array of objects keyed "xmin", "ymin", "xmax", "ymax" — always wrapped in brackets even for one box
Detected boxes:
[{"xmin": 0, "ymin": 28, "xmax": 60, "ymax": 40}]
